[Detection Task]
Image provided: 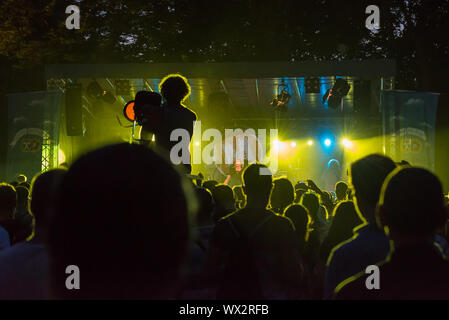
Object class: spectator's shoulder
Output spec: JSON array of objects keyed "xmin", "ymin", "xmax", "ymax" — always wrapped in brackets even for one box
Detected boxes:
[
  {"xmin": 274, "ymin": 213, "xmax": 296, "ymax": 230},
  {"xmin": 216, "ymin": 210, "xmax": 238, "ymax": 225},
  {"xmin": 210, "ymin": 210, "xmax": 240, "ymax": 246},
  {"xmin": 333, "ymin": 269, "xmax": 366, "ymax": 299},
  {"xmin": 265, "ymin": 213, "xmax": 296, "ymax": 238},
  {"xmin": 326, "ymin": 234, "xmax": 358, "ymax": 266},
  {"xmin": 213, "ymin": 210, "xmax": 241, "ymax": 235},
  {"xmin": 182, "ymin": 105, "xmax": 197, "ymax": 120},
  {"xmin": 334, "ymin": 259, "xmax": 387, "ymax": 300}
]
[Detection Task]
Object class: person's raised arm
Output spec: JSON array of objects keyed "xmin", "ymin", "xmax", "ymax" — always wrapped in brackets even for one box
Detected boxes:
[{"xmin": 307, "ymin": 179, "xmax": 323, "ymax": 195}]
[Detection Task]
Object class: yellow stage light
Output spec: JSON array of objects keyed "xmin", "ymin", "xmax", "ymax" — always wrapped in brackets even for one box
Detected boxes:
[{"xmin": 342, "ymin": 138, "xmax": 354, "ymax": 149}]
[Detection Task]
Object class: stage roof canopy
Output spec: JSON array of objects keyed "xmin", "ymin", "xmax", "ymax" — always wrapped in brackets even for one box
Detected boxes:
[
  {"xmin": 45, "ymin": 60, "xmax": 396, "ymax": 116},
  {"xmin": 46, "ymin": 60, "xmax": 395, "ymax": 79}
]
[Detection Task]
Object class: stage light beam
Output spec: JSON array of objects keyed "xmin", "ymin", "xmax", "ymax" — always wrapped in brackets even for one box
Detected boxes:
[
  {"xmin": 342, "ymin": 138, "xmax": 354, "ymax": 149},
  {"xmin": 58, "ymin": 149, "xmax": 66, "ymax": 165},
  {"xmin": 272, "ymin": 139, "xmax": 286, "ymax": 152}
]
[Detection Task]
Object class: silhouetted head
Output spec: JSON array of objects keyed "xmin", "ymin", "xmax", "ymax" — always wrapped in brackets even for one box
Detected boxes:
[
  {"xmin": 320, "ymin": 191, "xmax": 333, "ymax": 208},
  {"xmin": 295, "ymin": 181, "xmax": 308, "ymax": 190},
  {"xmin": 194, "ymin": 187, "xmax": 214, "ymax": 225},
  {"xmin": 329, "ymin": 201, "xmax": 362, "ymax": 241},
  {"xmin": 202, "ymin": 180, "xmax": 218, "ymax": 193},
  {"xmin": 242, "ymin": 164, "xmax": 273, "ymax": 205},
  {"xmin": 212, "ymin": 184, "xmax": 234, "ymax": 205},
  {"xmin": 49, "ymin": 143, "xmax": 191, "ymax": 299},
  {"xmin": 350, "ymin": 154, "xmax": 396, "ymax": 223},
  {"xmin": 378, "ymin": 167, "xmax": 448, "ymax": 240},
  {"xmin": 17, "ymin": 174, "xmax": 27, "ymax": 184},
  {"xmin": 30, "ymin": 169, "xmax": 67, "ymax": 231},
  {"xmin": 321, "ymin": 200, "xmax": 362, "ymax": 262},
  {"xmin": 212, "ymin": 184, "xmax": 235, "ymax": 221},
  {"xmin": 284, "ymin": 204, "xmax": 310, "ymax": 251},
  {"xmin": 294, "ymin": 182, "xmax": 308, "ymax": 203},
  {"xmin": 0, "ymin": 183, "xmax": 16, "ymax": 220},
  {"xmin": 328, "ymin": 159, "xmax": 341, "ymax": 172},
  {"xmin": 301, "ymin": 192, "xmax": 320, "ymax": 221},
  {"xmin": 270, "ymin": 178, "xmax": 294, "ymax": 214},
  {"xmin": 335, "ymin": 181, "xmax": 348, "ymax": 201},
  {"xmin": 159, "ymin": 74, "xmax": 191, "ymax": 104}
]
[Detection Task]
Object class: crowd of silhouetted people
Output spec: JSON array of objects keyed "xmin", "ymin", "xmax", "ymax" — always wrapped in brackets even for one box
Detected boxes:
[{"xmin": 1, "ymin": 143, "xmax": 449, "ymax": 299}]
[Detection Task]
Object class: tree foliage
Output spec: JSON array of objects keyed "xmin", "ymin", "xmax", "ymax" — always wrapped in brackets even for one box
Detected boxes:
[{"xmin": 0, "ymin": 0, "xmax": 448, "ymax": 91}]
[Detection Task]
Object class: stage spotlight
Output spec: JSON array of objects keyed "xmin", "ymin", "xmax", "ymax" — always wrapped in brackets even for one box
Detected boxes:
[
  {"xmin": 307, "ymin": 140, "xmax": 313, "ymax": 146},
  {"xmin": 123, "ymin": 101, "xmax": 135, "ymax": 122},
  {"xmin": 272, "ymin": 139, "xmax": 286, "ymax": 152},
  {"xmin": 270, "ymin": 80, "xmax": 291, "ymax": 111},
  {"xmin": 58, "ymin": 149, "xmax": 66, "ymax": 165},
  {"xmin": 195, "ymin": 141, "xmax": 200, "ymax": 146},
  {"xmin": 322, "ymin": 78, "xmax": 351, "ymax": 110},
  {"xmin": 87, "ymin": 80, "xmax": 116, "ymax": 104},
  {"xmin": 324, "ymin": 139, "xmax": 332, "ymax": 147},
  {"xmin": 341, "ymin": 138, "xmax": 354, "ymax": 149},
  {"xmin": 291, "ymin": 141, "xmax": 297, "ymax": 147}
]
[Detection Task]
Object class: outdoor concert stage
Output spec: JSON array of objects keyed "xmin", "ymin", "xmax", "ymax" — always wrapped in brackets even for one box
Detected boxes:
[{"xmin": 4, "ymin": 60, "xmax": 407, "ymax": 184}]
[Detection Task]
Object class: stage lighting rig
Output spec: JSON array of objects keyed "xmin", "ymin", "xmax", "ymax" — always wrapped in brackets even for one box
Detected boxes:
[
  {"xmin": 270, "ymin": 80, "xmax": 291, "ymax": 111},
  {"xmin": 86, "ymin": 80, "xmax": 116, "ymax": 105},
  {"xmin": 86, "ymin": 81, "xmax": 103, "ymax": 100},
  {"xmin": 123, "ymin": 101, "xmax": 136, "ymax": 122},
  {"xmin": 123, "ymin": 91, "xmax": 162, "ymax": 125},
  {"xmin": 305, "ymin": 77, "xmax": 320, "ymax": 93},
  {"xmin": 115, "ymin": 79, "xmax": 130, "ymax": 96},
  {"xmin": 102, "ymin": 91, "xmax": 116, "ymax": 104},
  {"xmin": 322, "ymin": 78, "xmax": 350, "ymax": 110}
]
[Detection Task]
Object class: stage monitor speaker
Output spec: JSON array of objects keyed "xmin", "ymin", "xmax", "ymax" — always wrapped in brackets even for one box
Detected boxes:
[
  {"xmin": 353, "ymin": 80, "xmax": 371, "ymax": 113},
  {"xmin": 65, "ymin": 84, "xmax": 83, "ymax": 136}
]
